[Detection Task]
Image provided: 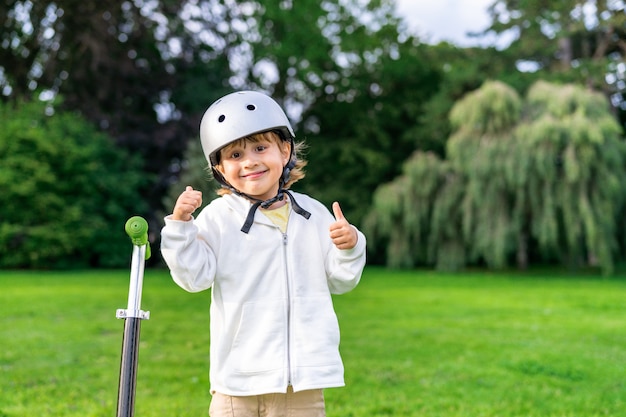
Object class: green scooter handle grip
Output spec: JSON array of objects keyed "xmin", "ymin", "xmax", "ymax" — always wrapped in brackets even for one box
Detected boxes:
[{"xmin": 125, "ymin": 216, "xmax": 151, "ymax": 259}]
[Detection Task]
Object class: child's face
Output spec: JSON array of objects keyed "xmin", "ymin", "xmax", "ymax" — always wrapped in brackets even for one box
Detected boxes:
[{"xmin": 217, "ymin": 136, "xmax": 291, "ymax": 202}]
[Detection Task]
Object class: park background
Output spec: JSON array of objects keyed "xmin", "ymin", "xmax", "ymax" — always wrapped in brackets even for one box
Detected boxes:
[
  {"xmin": 1, "ymin": 0, "xmax": 625, "ymax": 274},
  {"xmin": 1, "ymin": 0, "xmax": 626, "ymax": 415}
]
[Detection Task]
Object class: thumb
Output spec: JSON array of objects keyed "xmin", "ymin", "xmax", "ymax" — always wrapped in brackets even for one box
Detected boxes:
[
  {"xmin": 332, "ymin": 202, "xmax": 345, "ymax": 220},
  {"xmin": 186, "ymin": 185, "xmax": 193, "ymax": 192}
]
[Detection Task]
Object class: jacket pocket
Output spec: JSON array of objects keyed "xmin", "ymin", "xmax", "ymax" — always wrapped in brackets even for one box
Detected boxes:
[
  {"xmin": 229, "ymin": 300, "xmax": 286, "ymax": 374},
  {"xmin": 291, "ymin": 296, "xmax": 342, "ymax": 367}
]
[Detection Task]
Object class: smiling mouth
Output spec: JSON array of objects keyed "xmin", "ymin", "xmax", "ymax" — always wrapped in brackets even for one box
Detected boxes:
[{"xmin": 242, "ymin": 170, "xmax": 267, "ymax": 179}]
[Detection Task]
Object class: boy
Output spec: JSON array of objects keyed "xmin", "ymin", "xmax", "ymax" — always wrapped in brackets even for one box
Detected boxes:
[{"xmin": 160, "ymin": 90, "xmax": 366, "ymax": 416}]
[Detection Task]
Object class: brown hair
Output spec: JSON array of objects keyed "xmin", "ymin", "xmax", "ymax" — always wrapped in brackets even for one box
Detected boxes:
[{"xmin": 213, "ymin": 130, "xmax": 307, "ymax": 196}]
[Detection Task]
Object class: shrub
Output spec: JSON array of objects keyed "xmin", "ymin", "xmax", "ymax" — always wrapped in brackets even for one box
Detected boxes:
[{"xmin": 0, "ymin": 99, "xmax": 148, "ymax": 268}]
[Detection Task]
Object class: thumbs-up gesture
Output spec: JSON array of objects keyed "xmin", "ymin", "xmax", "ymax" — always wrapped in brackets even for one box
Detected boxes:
[
  {"xmin": 329, "ymin": 202, "xmax": 358, "ymax": 250},
  {"xmin": 172, "ymin": 186, "xmax": 203, "ymax": 222}
]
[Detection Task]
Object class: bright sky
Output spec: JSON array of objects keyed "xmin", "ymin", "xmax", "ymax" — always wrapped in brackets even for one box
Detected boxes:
[{"xmin": 394, "ymin": 0, "xmax": 495, "ymax": 47}]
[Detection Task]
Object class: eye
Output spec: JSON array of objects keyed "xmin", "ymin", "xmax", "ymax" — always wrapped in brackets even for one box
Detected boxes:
[
  {"xmin": 229, "ymin": 151, "xmax": 241, "ymax": 159},
  {"xmin": 255, "ymin": 145, "xmax": 267, "ymax": 152}
]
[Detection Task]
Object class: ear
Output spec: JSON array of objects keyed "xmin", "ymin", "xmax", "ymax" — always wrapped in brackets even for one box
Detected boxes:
[{"xmin": 281, "ymin": 141, "xmax": 292, "ymax": 165}]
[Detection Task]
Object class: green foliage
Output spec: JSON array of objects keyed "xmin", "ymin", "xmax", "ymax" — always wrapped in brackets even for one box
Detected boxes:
[
  {"xmin": 447, "ymin": 81, "xmax": 523, "ymax": 269},
  {"xmin": 0, "ymin": 0, "xmax": 238, "ymax": 223},
  {"xmin": 6, "ymin": 0, "xmax": 624, "ymax": 273},
  {"xmin": 299, "ymin": 39, "xmax": 442, "ymax": 226},
  {"xmin": 449, "ymin": 80, "xmax": 522, "ymax": 135},
  {"xmin": 416, "ymin": 44, "xmax": 531, "ymax": 159},
  {"xmin": 366, "ymin": 80, "xmax": 626, "ymax": 275},
  {"xmin": 485, "ymin": 0, "xmax": 626, "ymax": 131},
  {"xmin": 0, "ymin": 99, "xmax": 148, "ymax": 268},
  {"xmin": 513, "ymin": 81, "xmax": 626, "ymax": 274},
  {"xmin": 364, "ymin": 152, "xmax": 466, "ymax": 271}
]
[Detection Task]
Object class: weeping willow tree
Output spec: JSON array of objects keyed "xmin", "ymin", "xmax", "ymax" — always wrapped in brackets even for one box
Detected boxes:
[
  {"xmin": 364, "ymin": 151, "xmax": 466, "ymax": 270},
  {"xmin": 366, "ymin": 80, "xmax": 626, "ymax": 274},
  {"xmin": 447, "ymin": 81, "xmax": 523, "ymax": 269},
  {"xmin": 512, "ymin": 81, "xmax": 626, "ymax": 274}
]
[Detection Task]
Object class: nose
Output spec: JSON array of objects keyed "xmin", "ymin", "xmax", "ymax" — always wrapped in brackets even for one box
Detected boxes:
[{"xmin": 242, "ymin": 151, "xmax": 259, "ymax": 167}]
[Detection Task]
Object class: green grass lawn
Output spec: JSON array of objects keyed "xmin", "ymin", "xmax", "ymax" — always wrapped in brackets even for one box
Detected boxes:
[{"xmin": 2, "ymin": 267, "xmax": 626, "ymax": 416}]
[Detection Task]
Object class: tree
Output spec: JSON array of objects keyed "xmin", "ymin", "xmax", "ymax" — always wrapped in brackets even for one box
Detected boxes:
[
  {"xmin": 0, "ymin": 0, "xmax": 237, "ymax": 227},
  {"xmin": 0, "ymin": 99, "xmax": 148, "ymax": 268},
  {"xmin": 447, "ymin": 81, "xmax": 523, "ymax": 269},
  {"xmin": 297, "ymin": 37, "xmax": 442, "ymax": 227},
  {"xmin": 365, "ymin": 80, "xmax": 626, "ymax": 274},
  {"xmin": 483, "ymin": 0, "xmax": 626, "ymax": 130},
  {"xmin": 0, "ymin": 1, "xmax": 177, "ymax": 145},
  {"xmin": 415, "ymin": 42, "xmax": 532, "ymax": 159},
  {"xmin": 512, "ymin": 81, "xmax": 626, "ymax": 273},
  {"xmin": 364, "ymin": 151, "xmax": 467, "ymax": 271}
]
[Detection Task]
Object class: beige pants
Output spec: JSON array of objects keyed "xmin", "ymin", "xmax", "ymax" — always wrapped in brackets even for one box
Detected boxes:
[{"xmin": 209, "ymin": 387, "xmax": 326, "ymax": 417}]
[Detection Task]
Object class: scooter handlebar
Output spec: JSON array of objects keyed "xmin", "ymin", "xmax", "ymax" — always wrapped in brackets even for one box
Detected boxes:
[{"xmin": 125, "ymin": 216, "xmax": 151, "ymax": 259}]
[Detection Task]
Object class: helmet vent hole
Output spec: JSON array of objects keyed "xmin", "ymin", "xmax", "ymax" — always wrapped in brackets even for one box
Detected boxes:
[
  {"xmin": 218, "ymin": 115, "xmax": 225, "ymax": 122},
  {"xmin": 247, "ymin": 104, "xmax": 256, "ymax": 111}
]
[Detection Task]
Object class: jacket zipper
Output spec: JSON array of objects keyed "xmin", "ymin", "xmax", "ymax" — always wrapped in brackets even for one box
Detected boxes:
[{"xmin": 282, "ymin": 232, "xmax": 292, "ymax": 386}]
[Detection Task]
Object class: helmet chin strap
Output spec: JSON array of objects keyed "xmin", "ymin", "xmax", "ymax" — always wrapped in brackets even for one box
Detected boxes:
[{"xmin": 239, "ymin": 188, "xmax": 311, "ymax": 234}]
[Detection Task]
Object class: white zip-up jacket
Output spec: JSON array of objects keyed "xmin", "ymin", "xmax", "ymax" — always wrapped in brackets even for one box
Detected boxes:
[{"xmin": 160, "ymin": 192, "xmax": 366, "ymax": 396}]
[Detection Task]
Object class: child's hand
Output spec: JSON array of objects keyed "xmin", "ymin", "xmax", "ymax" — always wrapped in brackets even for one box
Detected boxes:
[
  {"xmin": 172, "ymin": 186, "xmax": 203, "ymax": 221},
  {"xmin": 329, "ymin": 202, "xmax": 358, "ymax": 250}
]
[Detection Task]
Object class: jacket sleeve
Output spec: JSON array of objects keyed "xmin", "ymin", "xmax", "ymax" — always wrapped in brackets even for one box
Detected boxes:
[
  {"xmin": 326, "ymin": 227, "xmax": 367, "ymax": 295},
  {"xmin": 160, "ymin": 215, "xmax": 217, "ymax": 293}
]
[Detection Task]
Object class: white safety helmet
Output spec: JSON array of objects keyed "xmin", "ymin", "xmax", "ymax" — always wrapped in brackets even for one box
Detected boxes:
[{"xmin": 199, "ymin": 90, "xmax": 295, "ymax": 169}]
